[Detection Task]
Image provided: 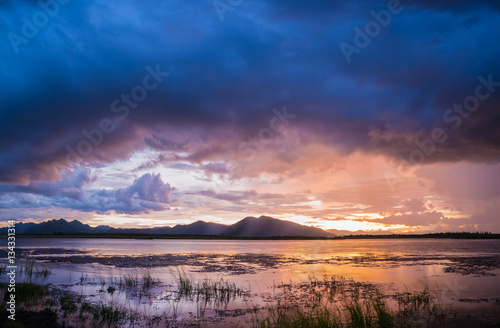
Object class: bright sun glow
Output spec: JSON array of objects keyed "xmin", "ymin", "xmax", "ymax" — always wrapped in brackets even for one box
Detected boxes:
[{"xmin": 321, "ymin": 219, "xmax": 404, "ymax": 232}]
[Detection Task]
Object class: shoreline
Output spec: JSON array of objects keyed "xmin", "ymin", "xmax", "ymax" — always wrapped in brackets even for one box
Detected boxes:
[{"xmin": 2, "ymin": 232, "xmax": 500, "ymax": 240}]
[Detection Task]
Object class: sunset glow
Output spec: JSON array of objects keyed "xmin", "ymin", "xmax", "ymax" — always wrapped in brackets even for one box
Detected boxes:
[{"xmin": 1, "ymin": 0, "xmax": 499, "ymax": 234}]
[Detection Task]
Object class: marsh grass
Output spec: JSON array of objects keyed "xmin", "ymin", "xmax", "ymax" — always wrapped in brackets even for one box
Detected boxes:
[
  {"xmin": 78, "ymin": 301, "xmax": 131, "ymax": 327},
  {"xmin": 0, "ymin": 273, "xmax": 458, "ymax": 328},
  {"xmin": 99, "ymin": 276, "xmax": 106, "ymax": 288},
  {"xmin": 123, "ymin": 273, "xmax": 139, "ymax": 288},
  {"xmin": 176, "ymin": 271, "xmax": 195, "ymax": 297},
  {"xmin": 175, "ymin": 271, "xmax": 249, "ymax": 306},
  {"xmin": 194, "ymin": 278, "xmax": 246, "ymax": 302},
  {"xmin": 256, "ymin": 275, "xmax": 447, "ymax": 328},
  {"xmin": 19, "ymin": 259, "xmax": 51, "ymax": 281},
  {"xmin": 259, "ymin": 303, "xmax": 342, "ymax": 328},
  {"xmin": 77, "ymin": 271, "xmax": 158, "ymax": 294},
  {"xmin": 8, "ymin": 283, "xmax": 137, "ymax": 328},
  {"xmin": 60, "ymin": 293, "xmax": 78, "ymax": 317},
  {"xmin": 97, "ymin": 303, "xmax": 128, "ymax": 327},
  {"xmin": 3, "ymin": 283, "xmax": 48, "ymax": 306},
  {"xmin": 142, "ymin": 271, "xmax": 153, "ymax": 290},
  {"xmin": 113, "ymin": 271, "xmax": 158, "ymax": 291}
]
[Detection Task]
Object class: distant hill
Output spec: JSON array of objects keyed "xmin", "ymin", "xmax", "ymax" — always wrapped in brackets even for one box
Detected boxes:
[
  {"xmin": 31, "ymin": 219, "xmax": 109, "ymax": 234},
  {"xmin": 103, "ymin": 216, "xmax": 332, "ymax": 237},
  {"xmin": 225, "ymin": 216, "xmax": 332, "ymax": 237},
  {"xmin": 94, "ymin": 225, "xmax": 114, "ymax": 233},
  {"xmin": 0, "ymin": 219, "xmax": 112, "ymax": 235},
  {"xmin": 3, "ymin": 219, "xmax": 497, "ymax": 238},
  {"xmin": 1, "ymin": 216, "xmax": 333, "ymax": 238},
  {"xmin": 106, "ymin": 220, "xmax": 228, "ymax": 235},
  {"xmin": 0, "ymin": 222, "xmax": 37, "ymax": 234}
]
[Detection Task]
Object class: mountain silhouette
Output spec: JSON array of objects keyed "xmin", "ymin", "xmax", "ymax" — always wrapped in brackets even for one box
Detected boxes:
[
  {"xmin": 224, "ymin": 216, "xmax": 332, "ymax": 237},
  {"xmin": 2, "ymin": 216, "xmax": 333, "ymax": 237}
]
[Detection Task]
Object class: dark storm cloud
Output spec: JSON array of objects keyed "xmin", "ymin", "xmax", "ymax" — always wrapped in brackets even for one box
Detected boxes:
[
  {"xmin": 1, "ymin": 0, "xmax": 499, "ymax": 184},
  {"xmin": 144, "ymin": 135, "xmax": 188, "ymax": 152}
]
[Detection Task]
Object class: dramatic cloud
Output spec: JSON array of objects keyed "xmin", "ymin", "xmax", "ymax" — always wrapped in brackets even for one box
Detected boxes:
[
  {"xmin": 112, "ymin": 173, "xmax": 176, "ymax": 205},
  {"xmin": 0, "ymin": 169, "xmax": 95, "ymax": 200},
  {"xmin": 377, "ymin": 211, "xmax": 444, "ymax": 227},
  {"xmin": 0, "ymin": 0, "xmax": 499, "ymax": 231},
  {"xmin": 0, "ymin": 171, "xmax": 175, "ymax": 214}
]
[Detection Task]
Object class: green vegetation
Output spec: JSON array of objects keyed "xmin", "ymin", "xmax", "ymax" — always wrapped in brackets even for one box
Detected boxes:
[
  {"xmin": 19, "ymin": 259, "xmax": 51, "ymax": 281},
  {"xmin": 78, "ymin": 302, "xmax": 129, "ymax": 327},
  {"xmin": 259, "ymin": 306, "xmax": 341, "ymax": 328},
  {"xmin": 176, "ymin": 272, "xmax": 194, "ymax": 297},
  {"xmin": 60, "ymin": 293, "xmax": 78, "ymax": 317},
  {"xmin": 255, "ymin": 276, "xmax": 446, "ymax": 328},
  {"xmin": 0, "ymin": 282, "xmax": 137, "ymax": 328},
  {"xmin": 4, "ymin": 283, "xmax": 48, "ymax": 306},
  {"xmin": 142, "ymin": 271, "xmax": 154, "ymax": 290},
  {"xmin": 0, "ymin": 273, "xmax": 493, "ymax": 327},
  {"xmin": 193, "ymin": 277, "xmax": 247, "ymax": 303},
  {"xmin": 122, "ymin": 273, "xmax": 138, "ymax": 288},
  {"xmin": 175, "ymin": 271, "xmax": 248, "ymax": 304}
]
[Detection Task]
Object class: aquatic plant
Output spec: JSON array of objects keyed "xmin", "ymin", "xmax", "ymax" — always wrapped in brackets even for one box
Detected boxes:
[
  {"xmin": 78, "ymin": 301, "xmax": 128, "ymax": 327},
  {"xmin": 142, "ymin": 271, "xmax": 153, "ymax": 290},
  {"xmin": 176, "ymin": 271, "xmax": 194, "ymax": 297},
  {"xmin": 6, "ymin": 283, "xmax": 48, "ymax": 306},
  {"xmin": 123, "ymin": 273, "xmax": 138, "ymax": 288},
  {"xmin": 0, "ymin": 273, "xmax": 478, "ymax": 328},
  {"xmin": 19, "ymin": 259, "xmax": 51, "ymax": 281},
  {"xmin": 60, "ymin": 293, "xmax": 78, "ymax": 317},
  {"xmin": 255, "ymin": 275, "xmax": 446, "ymax": 328}
]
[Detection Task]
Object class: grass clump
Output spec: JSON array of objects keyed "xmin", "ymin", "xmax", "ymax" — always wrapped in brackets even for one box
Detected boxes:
[
  {"xmin": 123, "ymin": 274, "xmax": 138, "ymax": 288},
  {"xmin": 79, "ymin": 302, "xmax": 128, "ymax": 327},
  {"xmin": 255, "ymin": 276, "xmax": 446, "ymax": 328},
  {"xmin": 118, "ymin": 271, "xmax": 157, "ymax": 290},
  {"xmin": 176, "ymin": 272, "xmax": 194, "ymax": 297},
  {"xmin": 60, "ymin": 293, "xmax": 78, "ymax": 317},
  {"xmin": 259, "ymin": 305, "xmax": 341, "ymax": 328},
  {"xmin": 174, "ymin": 271, "xmax": 248, "ymax": 306},
  {"xmin": 194, "ymin": 278, "xmax": 246, "ymax": 303},
  {"xmin": 5, "ymin": 283, "xmax": 49, "ymax": 306},
  {"xmin": 19, "ymin": 259, "xmax": 51, "ymax": 281},
  {"xmin": 142, "ymin": 271, "xmax": 153, "ymax": 290}
]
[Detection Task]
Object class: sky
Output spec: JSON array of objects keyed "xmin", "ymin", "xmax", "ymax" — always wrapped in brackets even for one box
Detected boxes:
[{"xmin": 0, "ymin": 0, "xmax": 499, "ymax": 233}]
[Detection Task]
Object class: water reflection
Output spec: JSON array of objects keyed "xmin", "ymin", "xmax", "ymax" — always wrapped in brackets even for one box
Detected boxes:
[{"xmin": 1, "ymin": 239, "xmax": 500, "ymax": 326}]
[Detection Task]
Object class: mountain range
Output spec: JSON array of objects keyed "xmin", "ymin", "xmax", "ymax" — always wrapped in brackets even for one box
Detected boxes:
[{"xmin": 1, "ymin": 216, "xmax": 334, "ymax": 238}]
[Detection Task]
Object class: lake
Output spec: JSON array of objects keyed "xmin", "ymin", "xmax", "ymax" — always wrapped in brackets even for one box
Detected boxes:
[{"xmin": 2, "ymin": 238, "xmax": 500, "ymax": 327}]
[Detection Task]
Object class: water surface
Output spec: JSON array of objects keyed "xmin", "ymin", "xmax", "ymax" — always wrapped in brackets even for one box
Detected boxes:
[{"xmin": 3, "ymin": 238, "xmax": 500, "ymax": 327}]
